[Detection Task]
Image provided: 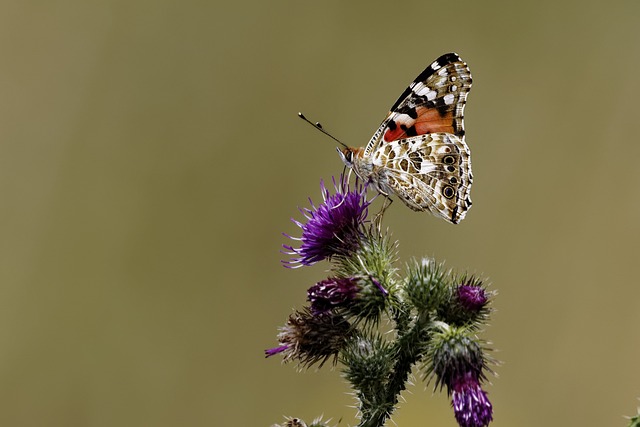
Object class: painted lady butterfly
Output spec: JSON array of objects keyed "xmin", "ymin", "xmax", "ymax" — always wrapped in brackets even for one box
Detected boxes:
[{"xmin": 338, "ymin": 52, "xmax": 473, "ymax": 224}]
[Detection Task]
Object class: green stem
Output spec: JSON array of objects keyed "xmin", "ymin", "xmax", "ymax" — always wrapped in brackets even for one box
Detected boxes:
[{"xmin": 357, "ymin": 311, "xmax": 430, "ymax": 427}]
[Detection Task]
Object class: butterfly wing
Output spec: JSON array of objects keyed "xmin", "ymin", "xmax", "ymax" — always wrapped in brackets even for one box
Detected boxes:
[
  {"xmin": 364, "ymin": 52, "xmax": 472, "ymax": 156},
  {"xmin": 371, "ymin": 133, "xmax": 472, "ymax": 224},
  {"xmin": 360, "ymin": 52, "xmax": 473, "ymax": 224}
]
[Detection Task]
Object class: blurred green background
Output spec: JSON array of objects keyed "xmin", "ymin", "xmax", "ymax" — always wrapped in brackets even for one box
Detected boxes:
[{"xmin": 0, "ymin": 1, "xmax": 639, "ymax": 426}]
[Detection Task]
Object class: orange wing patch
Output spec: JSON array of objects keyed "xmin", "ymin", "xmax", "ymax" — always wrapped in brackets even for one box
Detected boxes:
[{"xmin": 383, "ymin": 107, "xmax": 455, "ymax": 143}]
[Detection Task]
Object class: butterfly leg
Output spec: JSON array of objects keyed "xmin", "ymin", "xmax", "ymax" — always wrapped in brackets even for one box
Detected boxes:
[{"xmin": 373, "ymin": 196, "xmax": 393, "ymax": 231}]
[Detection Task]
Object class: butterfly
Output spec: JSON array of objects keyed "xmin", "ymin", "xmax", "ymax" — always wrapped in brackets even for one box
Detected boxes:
[{"xmin": 338, "ymin": 52, "xmax": 473, "ymax": 224}]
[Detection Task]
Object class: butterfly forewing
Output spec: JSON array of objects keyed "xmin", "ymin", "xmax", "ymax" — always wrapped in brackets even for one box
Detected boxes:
[{"xmin": 364, "ymin": 53, "xmax": 472, "ymax": 156}]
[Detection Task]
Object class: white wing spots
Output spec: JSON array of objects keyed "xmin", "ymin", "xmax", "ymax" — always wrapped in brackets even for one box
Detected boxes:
[
  {"xmin": 414, "ymin": 84, "xmax": 437, "ymax": 100},
  {"xmin": 413, "ymin": 85, "xmax": 427, "ymax": 95},
  {"xmin": 435, "ymin": 143, "xmax": 453, "ymax": 155},
  {"xmin": 391, "ymin": 141, "xmax": 403, "ymax": 155},
  {"xmin": 408, "ymin": 139, "xmax": 423, "ymax": 151},
  {"xmin": 431, "ymin": 62, "xmax": 441, "ymax": 71},
  {"xmin": 419, "ymin": 161, "xmax": 436, "ymax": 175},
  {"xmin": 437, "ymin": 68, "xmax": 448, "ymax": 76},
  {"xmin": 443, "ymin": 93, "xmax": 455, "ymax": 105},
  {"xmin": 450, "ymin": 85, "xmax": 458, "ymax": 92},
  {"xmin": 395, "ymin": 113, "xmax": 414, "ymax": 125}
]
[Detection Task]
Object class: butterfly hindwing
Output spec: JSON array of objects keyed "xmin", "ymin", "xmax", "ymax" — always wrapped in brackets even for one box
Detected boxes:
[
  {"xmin": 364, "ymin": 53, "xmax": 472, "ymax": 156},
  {"xmin": 372, "ymin": 133, "xmax": 473, "ymax": 224}
]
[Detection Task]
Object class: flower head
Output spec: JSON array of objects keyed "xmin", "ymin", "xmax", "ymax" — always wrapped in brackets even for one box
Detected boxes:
[
  {"xmin": 451, "ymin": 372, "xmax": 493, "ymax": 427},
  {"xmin": 456, "ymin": 281, "xmax": 488, "ymax": 313},
  {"xmin": 265, "ymin": 308, "xmax": 353, "ymax": 367},
  {"xmin": 307, "ymin": 277, "xmax": 361, "ymax": 315},
  {"xmin": 282, "ymin": 176, "xmax": 370, "ymax": 267},
  {"xmin": 425, "ymin": 325, "xmax": 494, "ymax": 427},
  {"xmin": 427, "ymin": 325, "xmax": 490, "ymax": 391},
  {"xmin": 437, "ymin": 276, "xmax": 492, "ymax": 326}
]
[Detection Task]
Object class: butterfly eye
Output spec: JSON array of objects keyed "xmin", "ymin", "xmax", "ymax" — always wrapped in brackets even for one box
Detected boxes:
[
  {"xmin": 344, "ymin": 150, "xmax": 354, "ymax": 164},
  {"xmin": 442, "ymin": 186, "xmax": 455, "ymax": 199},
  {"xmin": 337, "ymin": 147, "xmax": 354, "ymax": 166}
]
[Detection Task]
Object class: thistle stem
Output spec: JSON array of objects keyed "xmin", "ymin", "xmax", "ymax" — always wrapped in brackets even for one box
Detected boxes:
[{"xmin": 357, "ymin": 312, "xmax": 430, "ymax": 427}]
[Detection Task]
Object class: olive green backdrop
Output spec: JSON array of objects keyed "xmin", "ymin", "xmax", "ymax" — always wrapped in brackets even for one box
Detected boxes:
[{"xmin": 0, "ymin": 1, "xmax": 639, "ymax": 426}]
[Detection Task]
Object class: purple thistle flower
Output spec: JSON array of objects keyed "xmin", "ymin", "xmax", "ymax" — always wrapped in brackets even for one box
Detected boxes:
[
  {"xmin": 264, "ymin": 345, "xmax": 290, "ymax": 357},
  {"xmin": 282, "ymin": 176, "xmax": 370, "ymax": 267},
  {"xmin": 426, "ymin": 326, "xmax": 494, "ymax": 427},
  {"xmin": 456, "ymin": 284, "xmax": 488, "ymax": 312},
  {"xmin": 307, "ymin": 277, "xmax": 361, "ymax": 315},
  {"xmin": 451, "ymin": 371, "xmax": 493, "ymax": 427}
]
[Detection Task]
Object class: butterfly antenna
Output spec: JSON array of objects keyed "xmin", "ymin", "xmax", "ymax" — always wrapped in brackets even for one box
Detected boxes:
[{"xmin": 298, "ymin": 112, "xmax": 349, "ymax": 149}]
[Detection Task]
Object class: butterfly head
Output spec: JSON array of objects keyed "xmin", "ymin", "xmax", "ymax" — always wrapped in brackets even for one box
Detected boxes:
[
  {"xmin": 337, "ymin": 147, "xmax": 354, "ymax": 167},
  {"xmin": 338, "ymin": 147, "xmax": 371, "ymax": 183}
]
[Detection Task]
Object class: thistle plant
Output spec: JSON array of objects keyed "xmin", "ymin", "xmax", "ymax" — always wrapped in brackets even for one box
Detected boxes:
[
  {"xmin": 626, "ymin": 401, "xmax": 640, "ymax": 427},
  {"xmin": 267, "ymin": 176, "xmax": 496, "ymax": 427}
]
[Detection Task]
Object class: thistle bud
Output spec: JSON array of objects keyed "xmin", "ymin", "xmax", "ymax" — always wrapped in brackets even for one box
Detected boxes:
[
  {"xmin": 265, "ymin": 308, "xmax": 353, "ymax": 368},
  {"xmin": 426, "ymin": 324, "xmax": 493, "ymax": 427}
]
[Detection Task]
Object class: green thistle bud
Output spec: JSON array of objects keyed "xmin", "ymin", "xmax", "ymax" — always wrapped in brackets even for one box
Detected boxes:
[
  {"xmin": 334, "ymin": 227, "xmax": 398, "ymax": 282},
  {"xmin": 424, "ymin": 323, "xmax": 490, "ymax": 392},
  {"xmin": 342, "ymin": 337, "xmax": 394, "ymax": 392},
  {"xmin": 405, "ymin": 258, "xmax": 448, "ymax": 312},
  {"xmin": 341, "ymin": 337, "xmax": 396, "ymax": 419}
]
